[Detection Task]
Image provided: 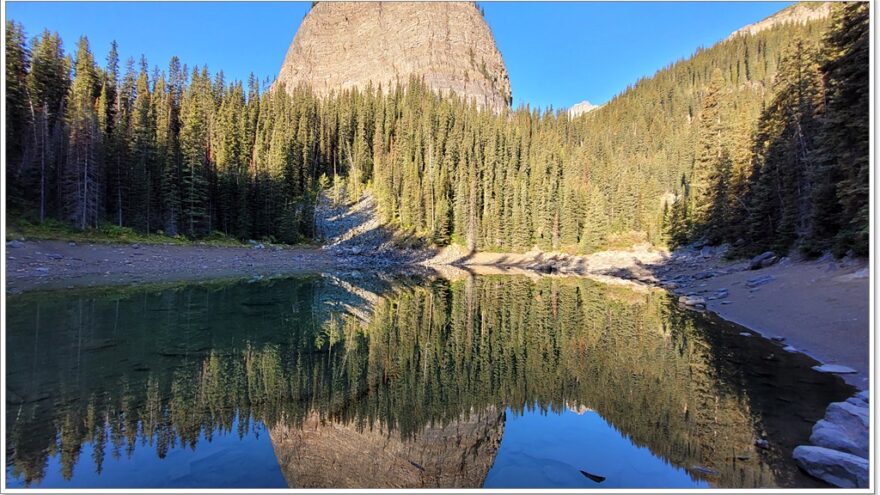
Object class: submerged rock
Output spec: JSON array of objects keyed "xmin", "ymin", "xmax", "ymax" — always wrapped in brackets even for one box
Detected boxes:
[
  {"xmin": 579, "ymin": 470, "xmax": 606, "ymax": 483},
  {"xmin": 812, "ymin": 364, "xmax": 858, "ymax": 374},
  {"xmin": 690, "ymin": 465, "xmax": 720, "ymax": 477},
  {"xmin": 793, "ymin": 445, "xmax": 868, "ymax": 488},
  {"xmin": 707, "ymin": 288, "xmax": 728, "ymax": 300}
]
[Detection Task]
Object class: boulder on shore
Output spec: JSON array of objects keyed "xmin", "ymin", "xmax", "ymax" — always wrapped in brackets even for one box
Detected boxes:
[
  {"xmin": 749, "ymin": 251, "xmax": 778, "ymax": 270},
  {"xmin": 810, "ymin": 419, "xmax": 868, "ymax": 458},
  {"xmin": 824, "ymin": 401, "xmax": 868, "ymax": 431},
  {"xmin": 745, "ymin": 275, "xmax": 774, "ymax": 288},
  {"xmin": 793, "ymin": 445, "xmax": 868, "ymax": 488},
  {"xmin": 678, "ymin": 295, "xmax": 706, "ymax": 308}
]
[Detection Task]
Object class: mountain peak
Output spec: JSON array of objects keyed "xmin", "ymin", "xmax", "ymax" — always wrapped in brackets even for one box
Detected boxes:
[
  {"xmin": 568, "ymin": 100, "xmax": 600, "ymax": 118},
  {"xmin": 276, "ymin": 2, "xmax": 512, "ymax": 113},
  {"xmin": 727, "ymin": 2, "xmax": 832, "ymax": 40}
]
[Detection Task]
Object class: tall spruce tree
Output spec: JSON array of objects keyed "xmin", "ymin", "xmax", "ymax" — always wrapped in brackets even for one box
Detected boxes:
[
  {"xmin": 6, "ymin": 21, "xmax": 30, "ymax": 195},
  {"xmin": 178, "ymin": 67, "xmax": 210, "ymax": 236},
  {"xmin": 26, "ymin": 29, "xmax": 69, "ymax": 222},
  {"xmin": 65, "ymin": 36, "xmax": 101, "ymax": 229},
  {"xmin": 690, "ymin": 68, "xmax": 729, "ymax": 243}
]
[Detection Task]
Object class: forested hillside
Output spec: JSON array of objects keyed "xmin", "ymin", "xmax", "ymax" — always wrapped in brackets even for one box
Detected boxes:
[{"xmin": 4, "ymin": 2, "xmax": 869, "ymax": 256}]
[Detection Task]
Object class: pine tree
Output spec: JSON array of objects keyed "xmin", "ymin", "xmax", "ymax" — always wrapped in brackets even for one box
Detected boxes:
[
  {"xmin": 579, "ymin": 185, "xmax": 609, "ymax": 253},
  {"xmin": 809, "ymin": 2, "xmax": 869, "ymax": 256},
  {"xmin": 129, "ymin": 57, "xmax": 156, "ymax": 231},
  {"xmin": 6, "ymin": 21, "xmax": 30, "ymax": 196},
  {"xmin": 744, "ymin": 38, "xmax": 823, "ymax": 255},
  {"xmin": 179, "ymin": 67, "xmax": 209, "ymax": 236},
  {"xmin": 159, "ymin": 56, "xmax": 185, "ymax": 236},
  {"xmin": 65, "ymin": 36, "xmax": 101, "ymax": 229},
  {"xmin": 26, "ymin": 29, "xmax": 69, "ymax": 222},
  {"xmin": 690, "ymin": 68, "xmax": 729, "ymax": 243}
]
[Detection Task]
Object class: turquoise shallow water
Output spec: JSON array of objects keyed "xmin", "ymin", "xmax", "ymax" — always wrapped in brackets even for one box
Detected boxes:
[{"xmin": 5, "ymin": 273, "xmax": 853, "ymax": 488}]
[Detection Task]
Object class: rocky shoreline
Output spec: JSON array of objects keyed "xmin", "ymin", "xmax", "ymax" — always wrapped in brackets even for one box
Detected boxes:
[{"xmin": 793, "ymin": 391, "xmax": 869, "ymax": 488}]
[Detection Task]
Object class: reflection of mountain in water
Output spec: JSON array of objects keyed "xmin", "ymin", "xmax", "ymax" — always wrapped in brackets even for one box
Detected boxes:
[
  {"xmin": 270, "ymin": 407, "xmax": 503, "ymax": 488},
  {"xmin": 5, "ymin": 273, "xmax": 852, "ymax": 488}
]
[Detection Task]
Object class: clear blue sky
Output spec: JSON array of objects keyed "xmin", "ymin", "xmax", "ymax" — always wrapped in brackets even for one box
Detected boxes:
[{"xmin": 6, "ymin": 1, "xmax": 791, "ymax": 110}]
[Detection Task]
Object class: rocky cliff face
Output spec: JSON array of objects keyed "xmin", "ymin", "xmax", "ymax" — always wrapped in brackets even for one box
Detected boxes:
[
  {"xmin": 276, "ymin": 2, "xmax": 512, "ymax": 113},
  {"xmin": 727, "ymin": 2, "xmax": 831, "ymax": 39},
  {"xmin": 269, "ymin": 407, "xmax": 504, "ymax": 488}
]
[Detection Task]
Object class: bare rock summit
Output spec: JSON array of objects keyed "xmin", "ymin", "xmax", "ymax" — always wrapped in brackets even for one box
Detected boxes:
[
  {"xmin": 568, "ymin": 100, "xmax": 601, "ymax": 118},
  {"xmin": 727, "ymin": 2, "xmax": 831, "ymax": 39},
  {"xmin": 277, "ymin": 2, "xmax": 512, "ymax": 113}
]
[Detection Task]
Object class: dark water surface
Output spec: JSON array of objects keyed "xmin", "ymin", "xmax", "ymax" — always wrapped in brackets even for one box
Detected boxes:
[{"xmin": 5, "ymin": 273, "xmax": 853, "ymax": 488}]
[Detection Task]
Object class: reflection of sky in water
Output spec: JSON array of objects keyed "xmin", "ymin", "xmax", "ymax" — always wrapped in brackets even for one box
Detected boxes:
[
  {"xmin": 485, "ymin": 407, "xmax": 709, "ymax": 489},
  {"xmin": 5, "ymin": 417, "xmax": 287, "ymax": 489}
]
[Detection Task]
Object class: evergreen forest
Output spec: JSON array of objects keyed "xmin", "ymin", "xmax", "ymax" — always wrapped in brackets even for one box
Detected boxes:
[{"xmin": 4, "ymin": 2, "xmax": 869, "ymax": 257}]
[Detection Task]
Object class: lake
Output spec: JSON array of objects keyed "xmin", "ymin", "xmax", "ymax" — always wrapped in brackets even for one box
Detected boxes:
[{"xmin": 5, "ymin": 272, "xmax": 853, "ymax": 489}]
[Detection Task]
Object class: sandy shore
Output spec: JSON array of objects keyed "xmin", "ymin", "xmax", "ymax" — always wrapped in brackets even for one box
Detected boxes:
[{"xmin": 657, "ymin": 252, "xmax": 870, "ymax": 390}]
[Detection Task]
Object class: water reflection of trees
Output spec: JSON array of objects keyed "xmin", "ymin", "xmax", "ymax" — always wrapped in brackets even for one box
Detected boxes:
[{"xmin": 6, "ymin": 275, "xmax": 849, "ymax": 487}]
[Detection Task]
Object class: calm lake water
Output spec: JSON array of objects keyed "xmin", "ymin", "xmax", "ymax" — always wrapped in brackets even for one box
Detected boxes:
[{"xmin": 6, "ymin": 272, "xmax": 853, "ymax": 489}]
